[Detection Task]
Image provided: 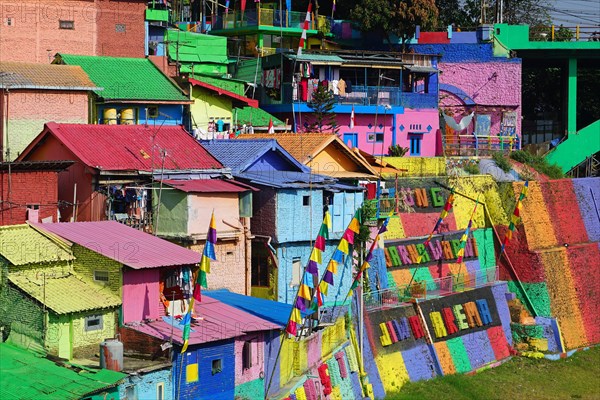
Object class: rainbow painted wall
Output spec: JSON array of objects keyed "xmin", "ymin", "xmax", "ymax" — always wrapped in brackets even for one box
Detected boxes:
[{"xmin": 498, "ymin": 178, "xmax": 600, "ymax": 350}]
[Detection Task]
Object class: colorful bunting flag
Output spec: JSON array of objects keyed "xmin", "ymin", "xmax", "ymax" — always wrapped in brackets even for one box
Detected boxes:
[
  {"xmin": 285, "ymin": 212, "xmax": 331, "ymax": 336},
  {"xmin": 181, "ymin": 212, "xmax": 217, "ymax": 353},
  {"xmin": 456, "ymin": 198, "xmax": 479, "ymax": 264},
  {"xmin": 424, "ymin": 190, "xmax": 455, "ymax": 246},
  {"xmin": 501, "ymin": 181, "xmax": 529, "ymax": 253}
]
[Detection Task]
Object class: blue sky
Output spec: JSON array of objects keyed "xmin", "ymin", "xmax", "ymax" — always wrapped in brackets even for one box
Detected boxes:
[{"xmin": 547, "ymin": 0, "xmax": 600, "ymax": 28}]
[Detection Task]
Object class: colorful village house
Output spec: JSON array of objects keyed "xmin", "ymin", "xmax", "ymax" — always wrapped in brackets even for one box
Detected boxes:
[
  {"xmin": 121, "ymin": 294, "xmax": 282, "ymax": 400},
  {"xmin": 16, "ymin": 123, "xmax": 225, "ymax": 225},
  {"xmin": 207, "ymin": 289, "xmax": 361, "ymax": 399},
  {"xmin": 202, "ymin": 138, "xmax": 363, "ymax": 305},
  {"xmin": 0, "ymin": 342, "xmax": 126, "ymax": 400},
  {"xmin": 0, "ymin": 160, "xmax": 73, "ymax": 225},
  {"xmin": 153, "ymin": 178, "xmax": 258, "ymax": 295},
  {"xmin": 0, "ymin": 0, "xmax": 147, "ymax": 63},
  {"xmin": 235, "ymin": 50, "xmax": 441, "ymax": 156},
  {"xmin": 0, "ymin": 62, "xmax": 99, "ymax": 161},
  {"xmin": 26, "ymin": 220, "xmax": 204, "ymax": 398},
  {"xmin": 410, "ymin": 26, "xmax": 522, "ymax": 156},
  {"xmin": 0, "ymin": 224, "xmax": 120, "ymax": 360},
  {"xmin": 52, "ymin": 54, "xmax": 192, "ymax": 127}
]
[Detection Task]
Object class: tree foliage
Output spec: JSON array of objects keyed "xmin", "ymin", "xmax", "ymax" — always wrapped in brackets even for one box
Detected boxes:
[
  {"xmin": 436, "ymin": 0, "xmax": 549, "ymax": 29},
  {"xmin": 350, "ymin": 0, "xmax": 438, "ymax": 47},
  {"xmin": 306, "ymin": 84, "xmax": 338, "ymax": 133}
]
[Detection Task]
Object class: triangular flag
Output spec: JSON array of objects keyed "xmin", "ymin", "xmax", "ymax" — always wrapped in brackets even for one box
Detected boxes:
[
  {"xmin": 350, "ymin": 105, "xmax": 355, "ymax": 129},
  {"xmin": 267, "ymin": 117, "xmax": 275, "ymax": 133}
]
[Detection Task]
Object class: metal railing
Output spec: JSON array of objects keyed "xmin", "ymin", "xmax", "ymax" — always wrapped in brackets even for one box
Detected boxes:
[
  {"xmin": 444, "ymin": 134, "xmax": 519, "ymax": 157},
  {"xmin": 212, "ymin": 9, "xmax": 330, "ymax": 31},
  {"xmin": 363, "ymin": 266, "xmax": 499, "ymax": 311}
]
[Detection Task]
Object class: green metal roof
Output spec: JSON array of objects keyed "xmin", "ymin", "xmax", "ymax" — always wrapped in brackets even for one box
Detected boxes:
[
  {"xmin": 56, "ymin": 54, "xmax": 189, "ymax": 102},
  {"xmin": 285, "ymin": 54, "xmax": 345, "ymax": 65},
  {"xmin": 0, "ymin": 225, "xmax": 73, "ymax": 266},
  {"xmin": 234, "ymin": 107, "xmax": 285, "ymax": 127},
  {"xmin": 9, "ymin": 273, "xmax": 121, "ymax": 314},
  {"xmin": 166, "ymin": 29, "xmax": 229, "ymax": 65},
  {"xmin": 0, "ymin": 343, "xmax": 125, "ymax": 400}
]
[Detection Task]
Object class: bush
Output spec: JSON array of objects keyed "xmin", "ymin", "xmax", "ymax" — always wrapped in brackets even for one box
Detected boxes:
[
  {"xmin": 463, "ymin": 163, "xmax": 480, "ymax": 175},
  {"xmin": 509, "ymin": 150, "xmax": 564, "ymax": 179},
  {"xmin": 388, "ymin": 145, "xmax": 409, "ymax": 157},
  {"xmin": 509, "ymin": 150, "xmax": 534, "ymax": 164},
  {"xmin": 492, "ymin": 152, "xmax": 512, "ymax": 173}
]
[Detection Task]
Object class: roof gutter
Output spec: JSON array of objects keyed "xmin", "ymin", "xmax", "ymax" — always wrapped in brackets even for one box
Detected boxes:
[{"xmin": 0, "ymin": 85, "xmax": 103, "ymax": 91}]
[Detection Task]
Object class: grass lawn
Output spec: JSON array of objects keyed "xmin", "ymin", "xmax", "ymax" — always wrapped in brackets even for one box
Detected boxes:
[{"xmin": 387, "ymin": 346, "xmax": 600, "ymax": 400}]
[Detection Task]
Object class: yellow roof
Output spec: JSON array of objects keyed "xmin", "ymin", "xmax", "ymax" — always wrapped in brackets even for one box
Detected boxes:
[
  {"xmin": 9, "ymin": 273, "xmax": 121, "ymax": 314},
  {"xmin": 0, "ymin": 225, "xmax": 73, "ymax": 266}
]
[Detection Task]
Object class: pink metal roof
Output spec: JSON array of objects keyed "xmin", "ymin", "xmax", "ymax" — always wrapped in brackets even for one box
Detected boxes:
[
  {"xmin": 18, "ymin": 122, "xmax": 223, "ymax": 171},
  {"xmin": 31, "ymin": 221, "xmax": 200, "ymax": 269},
  {"xmin": 127, "ymin": 296, "xmax": 282, "ymax": 345},
  {"xmin": 189, "ymin": 78, "xmax": 259, "ymax": 108},
  {"xmin": 161, "ymin": 179, "xmax": 258, "ymax": 193}
]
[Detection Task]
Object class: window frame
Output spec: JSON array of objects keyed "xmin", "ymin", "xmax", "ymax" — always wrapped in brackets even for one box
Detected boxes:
[
  {"xmin": 211, "ymin": 358, "xmax": 223, "ymax": 375},
  {"xmin": 84, "ymin": 314, "xmax": 103, "ymax": 332},
  {"xmin": 59, "ymin": 20, "xmax": 74, "ymax": 30},
  {"xmin": 94, "ymin": 270, "xmax": 109, "ymax": 282}
]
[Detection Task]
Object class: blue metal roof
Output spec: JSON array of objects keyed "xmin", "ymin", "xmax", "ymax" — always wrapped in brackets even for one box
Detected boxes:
[
  {"xmin": 201, "ymin": 139, "xmax": 309, "ymax": 174},
  {"xmin": 234, "ymin": 170, "xmax": 335, "ymax": 189},
  {"xmin": 204, "ymin": 289, "xmax": 298, "ymax": 326}
]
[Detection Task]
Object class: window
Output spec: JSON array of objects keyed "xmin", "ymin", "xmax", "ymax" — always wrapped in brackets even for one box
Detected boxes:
[
  {"xmin": 94, "ymin": 270, "xmax": 109, "ymax": 282},
  {"xmin": 302, "ymin": 196, "xmax": 311, "ymax": 206},
  {"xmin": 59, "ymin": 20, "xmax": 74, "ymax": 30},
  {"xmin": 147, "ymin": 106, "xmax": 159, "ymax": 119},
  {"xmin": 156, "ymin": 383, "xmax": 164, "ymax": 400},
  {"xmin": 409, "ymin": 136, "xmax": 422, "ymax": 156},
  {"xmin": 242, "ymin": 340, "xmax": 253, "ymax": 370},
  {"xmin": 239, "ymin": 191, "xmax": 253, "ymax": 217},
  {"xmin": 367, "ymin": 132, "xmax": 384, "ymax": 143},
  {"xmin": 291, "ymin": 257, "xmax": 302, "ymax": 286},
  {"xmin": 251, "ymin": 245, "xmax": 272, "ymax": 287},
  {"xmin": 211, "ymin": 359, "xmax": 222, "ymax": 375},
  {"xmin": 115, "ymin": 23, "xmax": 126, "ymax": 33},
  {"xmin": 84, "ymin": 315, "xmax": 103, "ymax": 331}
]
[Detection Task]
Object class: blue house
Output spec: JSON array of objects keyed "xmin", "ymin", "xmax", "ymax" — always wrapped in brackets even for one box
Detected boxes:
[
  {"xmin": 54, "ymin": 54, "xmax": 192, "ymax": 127},
  {"xmin": 202, "ymin": 139, "xmax": 363, "ymax": 305}
]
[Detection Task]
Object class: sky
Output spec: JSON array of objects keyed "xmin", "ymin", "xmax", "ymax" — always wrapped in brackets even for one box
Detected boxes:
[{"xmin": 546, "ymin": 0, "xmax": 600, "ymax": 32}]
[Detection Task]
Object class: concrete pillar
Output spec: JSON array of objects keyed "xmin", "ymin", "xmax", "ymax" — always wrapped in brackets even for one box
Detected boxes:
[{"xmin": 567, "ymin": 58, "xmax": 577, "ymax": 135}]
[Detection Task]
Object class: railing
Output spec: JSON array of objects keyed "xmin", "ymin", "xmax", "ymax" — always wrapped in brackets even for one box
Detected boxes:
[
  {"xmin": 363, "ymin": 266, "xmax": 499, "ymax": 311},
  {"xmin": 444, "ymin": 134, "xmax": 519, "ymax": 157},
  {"xmin": 529, "ymin": 25, "xmax": 600, "ymax": 42},
  {"xmin": 211, "ymin": 9, "xmax": 330, "ymax": 31}
]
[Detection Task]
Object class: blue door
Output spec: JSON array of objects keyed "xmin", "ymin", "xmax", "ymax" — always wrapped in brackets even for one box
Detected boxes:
[{"xmin": 343, "ymin": 133, "xmax": 358, "ymax": 148}]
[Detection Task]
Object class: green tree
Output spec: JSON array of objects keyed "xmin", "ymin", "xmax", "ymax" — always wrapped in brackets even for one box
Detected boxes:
[
  {"xmin": 350, "ymin": 0, "xmax": 438, "ymax": 49},
  {"xmin": 307, "ymin": 84, "xmax": 338, "ymax": 133}
]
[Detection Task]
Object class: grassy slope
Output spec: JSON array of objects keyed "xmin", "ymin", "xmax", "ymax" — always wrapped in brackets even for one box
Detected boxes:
[{"xmin": 387, "ymin": 347, "xmax": 600, "ymax": 400}]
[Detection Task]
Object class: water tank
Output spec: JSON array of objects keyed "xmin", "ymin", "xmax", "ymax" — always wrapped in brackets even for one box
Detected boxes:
[
  {"xmin": 103, "ymin": 108, "xmax": 117, "ymax": 125},
  {"xmin": 99, "ymin": 338, "xmax": 123, "ymax": 371},
  {"xmin": 120, "ymin": 108, "xmax": 135, "ymax": 125}
]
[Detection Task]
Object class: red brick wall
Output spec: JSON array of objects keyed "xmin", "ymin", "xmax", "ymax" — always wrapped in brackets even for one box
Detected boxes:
[
  {"xmin": 0, "ymin": 0, "xmax": 145, "ymax": 63},
  {"xmin": 0, "ymin": 169, "xmax": 59, "ymax": 225},
  {"xmin": 118, "ymin": 325, "xmax": 170, "ymax": 358}
]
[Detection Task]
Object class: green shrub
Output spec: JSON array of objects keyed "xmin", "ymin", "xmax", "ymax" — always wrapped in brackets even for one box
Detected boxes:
[
  {"xmin": 509, "ymin": 150, "xmax": 564, "ymax": 179},
  {"xmin": 463, "ymin": 163, "xmax": 480, "ymax": 175},
  {"xmin": 510, "ymin": 150, "xmax": 534, "ymax": 164},
  {"xmin": 492, "ymin": 152, "xmax": 512, "ymax": 173}
]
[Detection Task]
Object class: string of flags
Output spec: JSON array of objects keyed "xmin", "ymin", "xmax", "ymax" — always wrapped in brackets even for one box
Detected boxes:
[
  {"xmin": 456, "ymin": 197, "xmax": 479, "ymax": 264},
  {"xmin": 181, "ymin": 212, "xmax": 217, "ymax": 353},
  {"xmin": 501, "ymin": 180, "xmax": 529, "ymax": 253},
  {"xmin": 424, "ymin": 190, "xmax": 455, "ymax": 246},
  {"xmin": 312, "ymin": 210, "xmax": 361, "ymax": 309},
  {"xmin": 286, "ymin": 212, "xmax": 331, "ymax": 336},
  {"xmin": 346, "ymin": 216, "xmax": 391, "ymax": 298}
]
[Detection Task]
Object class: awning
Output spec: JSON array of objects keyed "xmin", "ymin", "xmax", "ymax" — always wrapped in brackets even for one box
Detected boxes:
[
  {"xmin": 406, "ymin": 66, "xmax": 438, "ymax": 73},
  {"xmin": 285, "ymin": 54, "xmax": 345, "ymax": 65},
  {"xmin": 189, "ymin": 78, "xmax": 258, "ymax": 108},
  {"xmin": 161, "ymin": 179, "xmax": 258, "ymax": 193}
]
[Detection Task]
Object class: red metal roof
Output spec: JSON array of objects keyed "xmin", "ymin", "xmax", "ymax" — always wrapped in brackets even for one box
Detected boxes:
[
  {"xmin": 127, "ymin": 295, "xmax": 282, "ymax": 345},
  {"xmin": 161, "ymin": 179, "xmax": 258, "ymax": 193},
  {"xmin": 18, "ymin": 122, "xmax": 223, "ymax": 171},
  {"xmin": 189, "ymin": 78, "xmax": 259, "ymax": 108},
  {"xmin": 31, "ymin": 221, "xmax": 200, "ymax": 269}
]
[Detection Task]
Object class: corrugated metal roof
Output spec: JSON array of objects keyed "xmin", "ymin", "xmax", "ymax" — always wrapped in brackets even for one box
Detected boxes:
[
  {"xmin": 56, "ymin": 54, "xmax": 189, "ymax": 102},
  {"xmin": 127, "ymin": 295, "xmax": 281, "ymax": 345},
  {"xmin": 205, "ymin": 289, "xmax": 293, "ymax": 326},
  {"xmin": 233, "ymin": 106, "xmax": 286, "ymax": 127},
  {"xmin": 0, "ymin": 62, "xmax": 100, "ymax": 90},
  {"xmin": 161, "ymin": 179, "xmax": 256, "ymax": 193},
  {"xmin": 9, "ymin": 273, "xmax": 121, "ymax": 314},
  {"xmin": 166, "ymin": 29, "xmax": 229, "ymax": 65},
  {"xmin": 235, "ymin": 171, "xmax": 334, "ymax": 189},
  {"xmin": 202, "ymin": 139, "xmax": 308, "ymax": 173},
  {"xmin": 0, "ymin": 225, "xmax": 73, "ymax": 266},
  {"xmin": 19, "ymin": 123, "xmax": 223, "ymax": 171},
  {"xmin": 0, "ymin": 343, "xmax": 125, "ymax": 400},
  {"xmin": 31, "ymin": 221, "xmax": 201, "ymax": 269},
  {"xmin": 285, "ymin": 54, "xmax": 345, "ymax": 65},
  {"xmin": 189, "ymin": 78, "xmax": 258, "ymax": 108}
]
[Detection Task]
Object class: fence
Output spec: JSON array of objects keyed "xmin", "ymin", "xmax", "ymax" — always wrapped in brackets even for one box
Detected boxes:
[
  {"xmin": 363, "ymin": 266, "xmax": 499, "ymax": 311},
  {"xmin": 444, "ymin": 134, "xmax": 519, "ymax": 156}
]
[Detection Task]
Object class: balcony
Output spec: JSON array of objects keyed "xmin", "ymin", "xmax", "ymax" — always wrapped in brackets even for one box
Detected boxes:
[
  {"xmin": 444, "ymin": 134, "xmax": 520, "ymax": 157},
  {"xmin": 211, "ymin": 9, "xmax": 329, "ymax": 32},
  {"xmin": 364, "ymin": 266, "xmax": 499, "ymax": 311}
]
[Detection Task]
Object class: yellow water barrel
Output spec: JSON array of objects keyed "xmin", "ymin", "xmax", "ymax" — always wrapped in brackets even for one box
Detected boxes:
[
  {"xmin": 103, "ymin": 108, "xmax": 117, "ymax": 125},
  {"xmin": 120, "ymin": 108, "xmax": 135, "ymax": 125}
]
